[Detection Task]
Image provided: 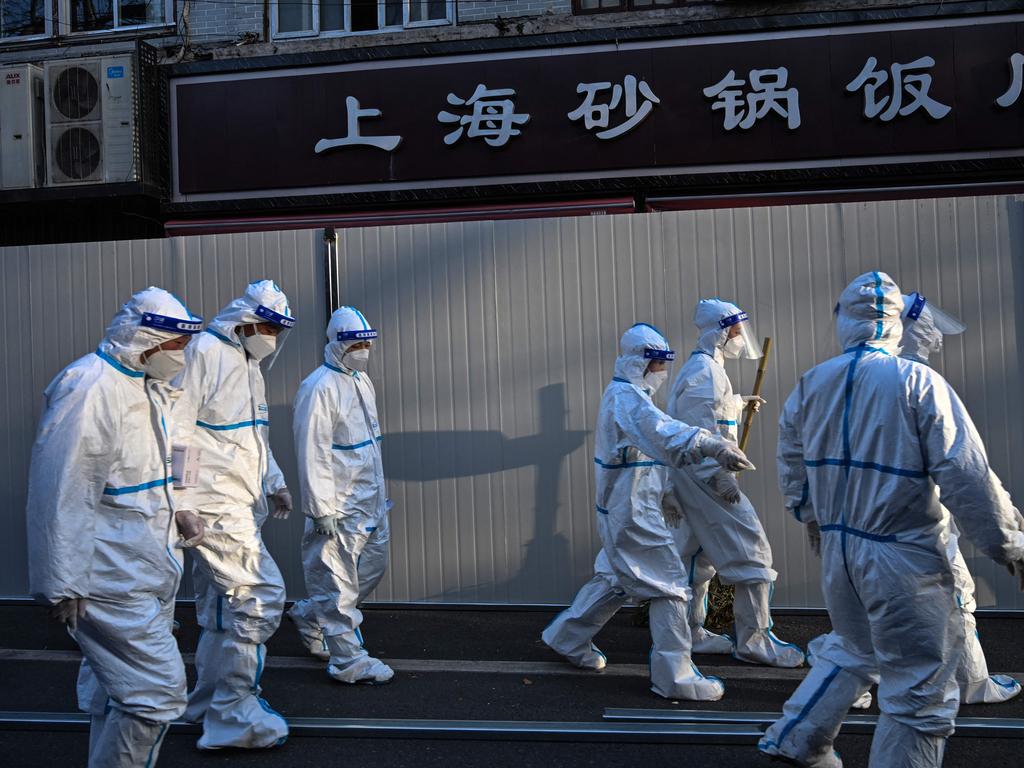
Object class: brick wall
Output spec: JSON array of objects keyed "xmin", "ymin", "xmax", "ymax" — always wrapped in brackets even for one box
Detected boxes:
[
  {"xmin": 458, "ymin": 0, "xmax": 571, "ymax": 23},
  {"xmin": 183, "ymin": 0, "xmax": 263, "ymax": 44}
]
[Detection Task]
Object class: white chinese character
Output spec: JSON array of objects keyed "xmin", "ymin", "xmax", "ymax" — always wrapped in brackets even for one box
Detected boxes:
[
  {"xmin": 996, "ymin": 52, "xmax": 1024, "ymax": 108},
  {"xmin": 845, "ymin": 56, "xmax": 951, "ymax": 121},
  {"xmin": 703, "ymin": 68, "xmax": 801, "ymax": 130},
  {"xmin": 437, "ymin": 84, "xmax": 530, "ymax": 147},
  {"xmin": 314, "ymin": 96, "xmax": 403, "ymax": 154},
  {"xmin": 568, "ymin": 75, "xmax": 661, "ymax": 140}
]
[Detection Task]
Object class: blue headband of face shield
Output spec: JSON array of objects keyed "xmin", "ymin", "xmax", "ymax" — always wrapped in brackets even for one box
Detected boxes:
[
  {"xmin": 337, "ymin": 329, "xmax": 379, "ymax": 342},
  {"xmin": 905, "ymin": 293, "xmax": 927, "ymax": 322},
  {"xmin": 140, "ymin": 313, "xmax": 203, "ymax": 334},
  {"xmin": 255, "ymin": 304, "xmax": 296, "ymax": 328},
  {"xmin": 644, "ymin": 348, "xmax": 676, "ymax": 361},
  {"xmin": 718, "ymin": 311, "xmax": 748, "ymax": 329}
]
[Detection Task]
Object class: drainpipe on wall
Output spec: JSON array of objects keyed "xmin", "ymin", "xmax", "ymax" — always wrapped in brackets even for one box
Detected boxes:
[
  {"xmin": 323, "ymin": 227, "xmax": 339, "ymax": 320},
  {"xmin": 263, "ymin": 0, "xmax": 270, "ymax": 42}
]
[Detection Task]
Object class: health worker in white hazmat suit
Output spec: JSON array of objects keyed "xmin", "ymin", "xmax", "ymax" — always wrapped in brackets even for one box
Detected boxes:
[
  {"xmin": 664, "ymin": 298, "xmax": 804, "ymax": 668},
  {"xmin": 175, "ymin": 280, "xmax": 295, "ymax": 750},
  {"xmin": 542, "ymin": 323, "xmax": 754, "ymax": 701},
  {"xmin": 27, "ymin": 287, "xmax": 205, "ymax": 768},
  {"xmin": 759, "ymin": 272, "xmax": 1024, "ymax": 768},
  {"xmin": 288, "ymin": 306, "xmax": 394, "ymax": 684}
]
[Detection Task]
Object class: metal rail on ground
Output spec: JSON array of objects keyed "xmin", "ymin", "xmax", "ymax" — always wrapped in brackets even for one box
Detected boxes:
[
  {"xmin": 603, "ymin": 709, "xmax": 1024, "ymax": 739},
  {"xmin": 0, "ymin": 712, "xmax": 762, "ymax": 743}
]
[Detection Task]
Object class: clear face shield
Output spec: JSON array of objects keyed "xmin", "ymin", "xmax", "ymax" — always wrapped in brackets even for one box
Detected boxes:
[
  {"xmin": 252, "ymin": 304, "xmax": 296, "ymax": 368},
  {"xmin": 720, "ymin": 311, "xmax": 762, "ymax": 360},
  {"xmin": 903, "ymin": 293, "xmax": 966, "ymax": 335},
  {"xmin": 643, "ymin": 346, "xmax": 675, "ymax": 393},
  {"xmin": 337, "ymin": 328, "xmax": 379, "ymax": 372}
]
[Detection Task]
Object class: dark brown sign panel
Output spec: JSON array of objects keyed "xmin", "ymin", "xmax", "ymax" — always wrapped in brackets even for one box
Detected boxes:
[{"xmin": 172, "ymin": 19, "xmax": 1024, "ymax": 199}]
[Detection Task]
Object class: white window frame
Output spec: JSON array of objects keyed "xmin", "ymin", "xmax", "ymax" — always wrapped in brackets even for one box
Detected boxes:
[
  {"xmin": 271, "ymin": 0, "xmax": 453, "ymax": 40},
  {"xmin": 0, "ymin": 0, "xmax": 54, "ymax": 42},
  {"xmin": 60, "ymin": 0, "xmax": 174, "ymax": 37}
]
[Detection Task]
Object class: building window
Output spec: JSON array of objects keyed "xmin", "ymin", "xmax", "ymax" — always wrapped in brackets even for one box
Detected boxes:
[
  {"xmin": 275, "ymin": 0, "xmax": 452, "ymax": 38},
  {"xmin": 65, "ymin": 0, "xmax": 172, "ymax": 33},
  {"xmin": 574, "ymin": 0, "xmax": 682, "ymax": 13},
  {"xmin": 1, "ymin": 0, "xmax": 49, "ymax": 39}
]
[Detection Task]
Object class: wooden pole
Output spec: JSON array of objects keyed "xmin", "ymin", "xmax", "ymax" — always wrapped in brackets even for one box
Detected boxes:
[{"xmin": 738, "ymin": 337, "xmax": 773, "ymax": 453}]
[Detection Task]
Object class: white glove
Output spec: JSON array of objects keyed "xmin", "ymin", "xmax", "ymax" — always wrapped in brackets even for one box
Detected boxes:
[
  {"xmin": 807, "ymin": 520, "xmax": 822, "ymax": 558},
  {"xmin": 698, "ymin": 434, "xmax": 755, "ymax": 472},
  {"xmin": 662, "ymin": 494, "xmax": 684, "ymax": 529},
  {"xmin": 709, "ymin": 471, "xmax": 741, "ymax": 504},
  {"xmin": 269, "ymin": 488, "xmax": 293, "ymax": 520},
  {"xmin": 742, "ymin": 395, "xmax": 766, "ymax": 413},
  {"xmin": 174, "ymin": 509, "xmax": 206, "ymax": 548},
  {"xmin": 313, "ymin": 514, "xmax": 340, "ymax": 536},
  {"xmin": 52, "ymin": 597, "xmax": 88, "ymax": 631}
]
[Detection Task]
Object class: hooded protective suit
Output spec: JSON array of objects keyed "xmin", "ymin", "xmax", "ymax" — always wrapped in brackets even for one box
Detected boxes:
[
  {"xmin": 287, "ymin": 306, "xmax": 393, "ymax": 683},
  {"xmin": 27, "ymin": 287, "xmax": 202, "ymax": 768},
  {"xmin": 665, "ymin": 299, "xmax": 803, "ymax": 668},
  {"xmin": 902, "ymin": 294, "xmax": 1018, "ymax": 704},
  {"xmin": 542, "ymin": 323, "xmax": 751, "ymax": 701},
  {"xmin": 174, "ymin": 280, "xmax": 294, "ymax": 750},
  {"xmin": 760, "ymin": 272, "xmax": 1024, "ymax": 768}
]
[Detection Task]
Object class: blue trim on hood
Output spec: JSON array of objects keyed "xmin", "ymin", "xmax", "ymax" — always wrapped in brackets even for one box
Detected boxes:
[{"xmin": 96, "ymin": 349, "xmax": 144, "ymax": 378}]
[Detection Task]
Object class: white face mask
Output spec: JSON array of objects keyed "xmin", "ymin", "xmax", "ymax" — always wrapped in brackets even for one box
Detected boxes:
[
  {"xmin": 723, "ymin": 335, "xmax": 745, "ymax": 359},
  {"xmin": 644, "ymin": 369, "xmax": 668, "ymax": 394},
  {"xmin": 144, "ymin": 349, "xmax": 185, "ymax": 381},
  {"xmin": 344, "ymin": 347, "xmax": 370, "ymax": 372},
  {"xmin": 241, "ymin": 331, "xmax": 277, "ymax": 361}
]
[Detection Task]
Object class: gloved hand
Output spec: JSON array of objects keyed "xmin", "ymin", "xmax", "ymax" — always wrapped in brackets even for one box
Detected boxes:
[
  {"xmin": 699, "ymin": 434, "xmax": 755, "ymax": 472},
  {"xmin": 313, "ymin": 514, "xmax": 340, "ymax": 536},
  {"xmin": 52, "ymin": 597, "xmax": 88, "ymax": 631},
  {"xmin": 662, "ymin": 494, "xmax": 684, "ymax": 528},
  {"xmin": 709, "ymin": 471, "xmax": 741, "ymax": 504},
  {"xmin": 807, "ymin": 520, "xmax": 822, "ymax": 558},
  {"xmin": 742, "ymin": 395, "xmax": 766, "ymax": 413},
  {"xmin": 1007, "ymin": 560, "xmax": 1024, "ymax": 591},
  {"xmin": 174, "ymin": 509, "xmax": 206, "ymax": 548},
  {"xmin": 269, "ymin": 488, "xmax": 293, "ymax": 520}
]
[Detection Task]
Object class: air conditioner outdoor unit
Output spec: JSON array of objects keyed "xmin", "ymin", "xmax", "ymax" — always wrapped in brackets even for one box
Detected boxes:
[
  {"xmin": 45, "ymin": 55, "xmax": 138, "ymax": 186},
  {"xmin": 0, "ymin": 64, "xmax": 46, "ymax": 190}
]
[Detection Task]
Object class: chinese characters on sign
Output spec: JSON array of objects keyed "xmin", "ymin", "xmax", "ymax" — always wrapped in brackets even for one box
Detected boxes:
[
  {"xmin": 315, "ymin": 96, "xmax": 403, "ymax": 154},
  {"xmin": 312, "ymin": 53, "xmax": 1018, "ymax": 154},
  {"xmin": 997, "ymin": 52, "xmax": 1024, "ymax": 108},
  {"xmin": 567, "ymin": 75, "xmax": 660, "ymax": 140},
  {"xmin": 704, "ymin": 68, "xmax": 800, "ymax": 130},
  {"xmin": 437, "ymin": 84, "xmax": 530, "ymax": 147},
  {"xmin": 845, "ymin": 56, "xmax": 951, "ymax": 121}
]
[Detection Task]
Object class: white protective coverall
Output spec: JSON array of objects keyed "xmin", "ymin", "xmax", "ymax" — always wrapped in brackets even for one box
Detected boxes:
[
  {"xmin": 666, "ymin": 299, "xmax": 804, "ymax": 667},
  {"xmin": 760, "ymin": 272, "xmax": 1024, "ymax": 768},
  {"xmin": 542, "ymin": 323, "xmax": 752, "ymax": 701},
  {"xmin": 808, "ymin": 293, "xmax": 1021, "ymax": 710},
  {"xmin": 27, "ymin": 287, "xmax": 203, "ymax": 768},
  {"xmin": 175, "ymin": 280, "xmax": 294, "ymax": 750},
  {"xmin": 287, "ymin": 306, "xmax": 393, "ymax": 683}
]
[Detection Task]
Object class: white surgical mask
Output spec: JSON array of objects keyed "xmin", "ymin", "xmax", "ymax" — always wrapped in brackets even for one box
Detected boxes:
[
  {"xmin": 644, "ymin": 370, "xmax": 668, "ymax": 394},
  {"xmin": 723, "ymin": 335, "xmax": 745, "ymax": 359},
  {"xmin": 144, "ymin": 349, "xmax": 185, "ymax": 381},
  {"xmin": 345, "ymin": 347, "xmax": 370, "ymax": 372},
  {"xmin": 241, "ymin": 331, "xmax": 277, "ymax": 361}
]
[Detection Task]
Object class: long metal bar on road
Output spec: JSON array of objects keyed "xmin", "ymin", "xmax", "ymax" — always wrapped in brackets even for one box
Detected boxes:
[
  {"xmin": 0, "ymin": 711, "xmax": 762, "ymax": 744},
  {"xmin": 603, "ymin": 709, "xmax": 1024, "ymax": 739}
]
